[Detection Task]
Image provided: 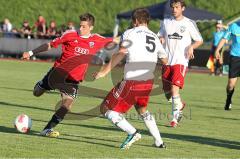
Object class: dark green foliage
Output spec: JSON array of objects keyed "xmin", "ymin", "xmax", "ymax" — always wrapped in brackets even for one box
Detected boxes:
[{"xmin": 0, "ymin": 0, "xmax": 239, "ymax": 40}]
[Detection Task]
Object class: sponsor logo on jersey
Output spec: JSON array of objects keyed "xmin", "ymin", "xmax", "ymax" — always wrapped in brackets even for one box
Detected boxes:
[
  {"xmin": 74, "ymin": 47, "xmax": 89, "ymax": 55},
  {"xmin": 180, "ymin": 26, "xmax": 186, "ymax": 33},
  {"xmin": 89, "ymin": 42, "xmax": 95, "ymax": 48},
  {"xmin": 168, "ymin": 32, "xmax": 183, "ymax": 40}
]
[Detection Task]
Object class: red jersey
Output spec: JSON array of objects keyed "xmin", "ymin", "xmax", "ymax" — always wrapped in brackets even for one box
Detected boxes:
[{"xmin": 50, "ymin": 30, "xmax": 112, "ymax": 82}]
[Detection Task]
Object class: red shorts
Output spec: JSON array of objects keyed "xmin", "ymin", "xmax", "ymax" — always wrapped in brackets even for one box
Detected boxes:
[
  {"xmin": 103, "ymin": 80, "xmax": 153, "ymax": 113},
  {"xmin": 162, "ymin": 64, "xmax": 187, "ymax": 92}
]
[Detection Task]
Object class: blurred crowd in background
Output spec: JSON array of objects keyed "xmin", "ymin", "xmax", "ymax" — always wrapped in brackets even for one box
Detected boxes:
[{"xmin": 0, "ymin": 15, "xmax": 76, "ymax": 39}]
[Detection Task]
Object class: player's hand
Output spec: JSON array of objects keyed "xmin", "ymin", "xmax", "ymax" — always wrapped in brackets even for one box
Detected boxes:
[
  {"xmin": 93, "ymin": 71, "xmax": 107, "ymax": 80},
  {"xmin": 159, "ymin": 37, "xmax": 165, "ymax": 44},
  {"xmin": 215, "ymin": 51, "xmax": 221, "ymax": 60},
  {"xmin": 160, "ymin": 58, "xmax": 168, "ymax": 65},
  {"xmin": 219, "ymin": 58, "xmax": 223, "ymax": 64},
  {"xmin": 113, "ymin": 36, "xmax": 120, "ymax": 43},
  {"xmin": 21, "ymin": 52, "xmax": 31, "ymax": 60},
  {"xmin": 187, "ymin": 45, "xmax": 194, "ymax": 59}
]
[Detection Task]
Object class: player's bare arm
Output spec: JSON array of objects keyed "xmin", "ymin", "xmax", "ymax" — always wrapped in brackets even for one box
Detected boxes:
[
  {"xmin": 159, "ymin": 37, "xmax": 165, "ymax": 44},
  {"xmin": 94, "ymin": 47, "xmax": 126, "ymax": 79},
  {"xmin": 22, "ymin": 43, "xmax": 52, "ymax": 60},
  {"xmin": 159, "ymin": 57, "xmax": 168, "ymax": 65},
  {"xmin": 215, "ymin": 38, "xmax": 227, "ymax": 60},
  {"xmin": 187, "ymin": 40, "xmax": 203, "ymax": 59}
]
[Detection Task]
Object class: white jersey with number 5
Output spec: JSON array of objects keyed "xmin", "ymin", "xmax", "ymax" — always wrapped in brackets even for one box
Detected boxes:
[
  {"xmin": 121, "ymin": 26, "xmax": 167, "ymax": 81},
  {"xmin": 158, "ymin": 17, "xmax": 203, "ymax": 66}
]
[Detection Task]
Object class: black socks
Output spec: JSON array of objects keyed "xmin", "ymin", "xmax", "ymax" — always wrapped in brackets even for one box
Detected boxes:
[{"xmin": 44, "ymin": 106, "xmax": 69, "ymax": 130}]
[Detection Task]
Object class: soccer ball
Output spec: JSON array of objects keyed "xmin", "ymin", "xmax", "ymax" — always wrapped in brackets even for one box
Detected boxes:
[{"xmin": 14, "ymin": 114, "xmax": 32, "ymax": 133}]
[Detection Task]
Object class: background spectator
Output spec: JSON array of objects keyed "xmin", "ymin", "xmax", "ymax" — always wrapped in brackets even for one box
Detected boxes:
[
  {"xmin": 67, "ymin": 21, "xmax": 75, "ymax": 30},
  {"xmin": 208, "ymin": 20, "xmax": 226, "ymax": 76},
  {"xmin": 2, "ymin": 18, "xmax": 12, "ymax": 32},
  {"xmin": 47, "ymin": 20, "xmax": 58, "ymax": 39},
  {"xmin": 33, "ymin": 15, "xmax": 47, "ymax": 38},
  {"xmin": 58, "ymin": 24, "xmax": 66, "ymax": 35},
  {"xmin": 20, "ymin": 20, "xmax": 32, "ymax": 38}
]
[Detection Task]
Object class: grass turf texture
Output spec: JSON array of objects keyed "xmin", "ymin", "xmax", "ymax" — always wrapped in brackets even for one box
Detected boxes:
[{"xmin": 0, "ymin": 60, "xmax": 239, "ymax": 158}]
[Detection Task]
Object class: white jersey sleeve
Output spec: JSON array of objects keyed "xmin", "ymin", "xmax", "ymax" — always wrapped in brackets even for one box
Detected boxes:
[
  {"xmin": 157, "ymin": 20, "xmax": 166, "ymax": 38},
  {"xmin": 188, "ymin": 20, "xmax": 203, "ymax": 42},
  {"xmin": 119, "ymin": 29, "xmax": 132, "ymax": 53},
  {"xmin": 155, "ymin": 38, "xmax": 167, "ymax": 59}
]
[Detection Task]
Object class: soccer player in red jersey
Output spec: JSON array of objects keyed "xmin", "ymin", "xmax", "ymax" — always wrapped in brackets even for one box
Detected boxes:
[{"xmin": 22, "ymin": 13, "xmax": 113, "ymax": 137}]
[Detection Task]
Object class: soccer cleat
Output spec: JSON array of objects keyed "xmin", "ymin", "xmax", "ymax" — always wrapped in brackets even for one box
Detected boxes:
[
  {"xmin": 224, "ymin": 98, "xmax": 232, "ymax": 110},
  {"xmin": 177, "ymin": 102, "xmax": 186, "ymax": 123},
  {"xmin": 177, "ymin": 111, "xmax": 183, "ymax": 123},
  {"xmin": 155, "ymin": 143, "xmax": 167, "ymax": 149},
  {"xmin": 168, "ymin": 98, "xmax": 172, "ymax": 103},
  {"xmin": 120, "ymin": 131, "xmax": 141, "ymax": 150},
  {"xmin": 170, "ymin": 120, "xmax": 178, "ymax": 128},
  {"xmin": 40, "ymin": 129, "xmax": 60, "ymax": 138},
  {"xmin": 180, "ymin": 102, "xmax": 186, "ymax": 111},
  {"xmin": 224, "ymin": 103, "xmax": 232, "ymax": 111}
]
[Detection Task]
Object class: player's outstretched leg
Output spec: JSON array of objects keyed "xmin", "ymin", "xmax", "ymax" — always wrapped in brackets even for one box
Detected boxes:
[
  {"xmin": 40, "ymin": 93, "xmax": 74, "ymax": 138},
  {"xmin": 103, "ymin": 109, "xmax": 141, "ymax": 149},
  {"xmin": 33, "ymin": 68, "xmax": 54, "ymax": 97}
]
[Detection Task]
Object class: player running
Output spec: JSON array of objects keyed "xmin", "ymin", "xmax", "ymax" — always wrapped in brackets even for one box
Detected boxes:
[
  {"xmin": 157, "ymin": 0, "xmax": 203, "ymax": 127},
  {"xmin": 94, "ymin": 8, "xmax": 168, "ymax": 149},
  {"xmin": 22, "ymin": 13, "xmax": 113, "ymax": 137}
]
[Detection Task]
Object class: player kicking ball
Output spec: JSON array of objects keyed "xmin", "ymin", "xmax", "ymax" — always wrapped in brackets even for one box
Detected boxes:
[
  {"xmin": 22, "ymin": 13, "xmax": 113, "ymax": 137},
  {"xmin": 94, "ymin": 8, "xmax": 168, "ymax": 149}
]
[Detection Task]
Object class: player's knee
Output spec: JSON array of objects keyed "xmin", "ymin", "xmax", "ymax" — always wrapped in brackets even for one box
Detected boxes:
[
  {"xmin": 105, "ymin": 110, "xmax": 123, "ymax": 125},
  {"xmin": 230, "ymin": 80, "xmax": 236, "ymax": 87},
  {"xmin": 61, "ymin": 95, "xmax": 74, "ymax": 109},
  {"xmin": 135, "ymin": 105, "xmax": 147, "ymax": 115},
  {"xmin": 100, "ymin": 104, "xmax": 108, "ymax": 115},
  {"xmin": 227, "ymin": 82, "xmax": 235, "ymax": 90},
  {"xmin": 33, "ymin": 85, "xmax": 45, "ymax": 97},
  {"xmin": 139, "ymin": 110, "xmax": 152, "ymax": 120},
  {"xmin": 164, "ymin": 92, "xmax": 172, "ymax": 101}
]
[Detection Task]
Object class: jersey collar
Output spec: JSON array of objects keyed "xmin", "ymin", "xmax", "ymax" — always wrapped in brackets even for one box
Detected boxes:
[{"xmin": 80, "ymin": 34, "xmax": 92, "ymax": 38}]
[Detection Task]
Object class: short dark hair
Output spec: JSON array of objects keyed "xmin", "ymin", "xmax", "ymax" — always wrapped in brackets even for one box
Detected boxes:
[
  {"xmin": 132, "ymin": 8, "xmax": 150, "ymax": 25},
  {"xmin": 170, "ymin": 0, "xmax": 186, "ymax": 7},
  {"xmin": 79, "ymin": 13, "xmax": 95, "ymax": 26}
]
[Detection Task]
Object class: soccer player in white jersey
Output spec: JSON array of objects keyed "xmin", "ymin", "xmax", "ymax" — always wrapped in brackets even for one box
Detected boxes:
[
  {"xmin": 94, "ymin": 8, "xmax": 168, "ymax": 149},
  {"xmin": 157, "ymin": 0, "xmax": 203, "ymax": 127}
]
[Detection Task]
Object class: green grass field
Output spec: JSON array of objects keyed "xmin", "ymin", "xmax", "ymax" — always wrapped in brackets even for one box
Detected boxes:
[{"xmin": 0, "ymin": 60, "xmax": 239, "ymax": 158}]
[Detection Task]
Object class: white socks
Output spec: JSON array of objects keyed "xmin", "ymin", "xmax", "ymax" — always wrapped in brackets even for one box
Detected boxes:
[
  {"xmin": 141, "ymin": 111, "xmax": 163, "ymax": 146},
  {"xmin": 172, "ymin": 95, "xmax": 183, "ymax": 122},
  {"xmin": 105, "ymin": 110, "xmax": 164, "ymax": 146},
  {"xmin": 172, "ymin": 95, "xmax": 183, "ymax": 110},
  {"xmin": 105, "ymin": 110, "xmax": 136, "ymax": 135}
]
